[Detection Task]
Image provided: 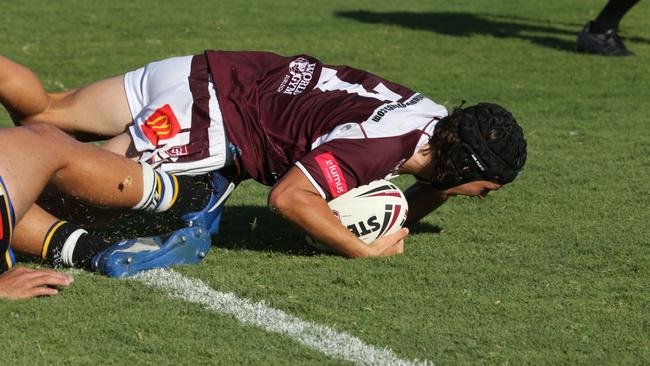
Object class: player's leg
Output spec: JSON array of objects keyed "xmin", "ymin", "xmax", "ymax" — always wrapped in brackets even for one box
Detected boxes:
[
  {"xmin": 0, "ymin": 129, "xmax": 75, "ymax": 299},
  {"xmin": 0, "ymin": 55, "xmax": 132, "ymax": 136},
  {"xmin": 14, "ymin": 123, "xmax": 201, "ymax": 212},
  {"xmin": 10, "ymin": 203, "xmax": 120, "ymax": 270},
  {"xmin": 2, "ymin": 124, "xmax": 213, "ymax": 274},
  {"xmin": 576, "ymin": 0, "xmax": 640, "ymax": 56},
  {"xmin": 592, "ymin": 0, "xmax": 640, "ymax": 33},
  {"xmin": 11, "ymin": 205, "xmax": 57, "ymax": 257},
  {"xmin": 0, "ymin": 200, "xmax": 72, "ymax": 300},
  {"xmin": 10, "ymin": 199, "xmax": 213, "ymax": 275}
]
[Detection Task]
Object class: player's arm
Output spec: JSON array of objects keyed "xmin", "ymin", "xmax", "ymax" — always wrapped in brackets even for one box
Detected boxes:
[
  {"xmin": 268, "ymin": 167, "xmax": 408, "ymax": 258},
  {"xmin": 403, "ymin": 181, "xmax": 449, "ymax": 225}
]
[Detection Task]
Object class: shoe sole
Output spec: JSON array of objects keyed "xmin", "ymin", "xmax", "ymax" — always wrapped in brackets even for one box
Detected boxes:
[{"xmin": 98, "ymin": 226, "xmax": 212, "ymax": 278}]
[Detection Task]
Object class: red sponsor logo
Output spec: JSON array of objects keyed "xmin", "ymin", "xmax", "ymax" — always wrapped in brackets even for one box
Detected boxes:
[
  {"xmin": 314, "ymin": 152, "xmax": 348, "ymax": 198},
  {"xmin": 167, "ymin": 145, "xmax": 189, "ymax": 157},
  {"xmin": 142, "ymin": 104, "xmax": 181, "ymax": 146}
]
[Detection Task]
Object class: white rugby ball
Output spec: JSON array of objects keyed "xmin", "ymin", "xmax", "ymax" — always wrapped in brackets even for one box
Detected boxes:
[{"xmin": 306, "ymin": 180, "xmax": 409, "ymax": 252}]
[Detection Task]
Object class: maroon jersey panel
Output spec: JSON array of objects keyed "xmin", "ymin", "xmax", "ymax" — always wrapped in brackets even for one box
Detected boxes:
[
  {"xmin": 205, "ymin": 50, "xmax": 446, "ymax": 189},
  {"xmin": 298, "ymin": 132, "xmax": 422, "ymax": 200}
]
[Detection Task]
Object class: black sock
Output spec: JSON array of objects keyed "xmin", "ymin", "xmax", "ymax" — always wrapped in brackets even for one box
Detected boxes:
[
  {"xmin": 166, "ymin": 175, "xmax": 212, "ymax": 216},
  {"xmin": 42, "ymin": 221, "xmax": 112, "ymax": 270},
  {"xmin": 591, "ymin": 0, "xmax": 640, "ymax": 33},
  {"xmin": 132, "ymin": 163, "xmax": 212, "ymax": 215}
]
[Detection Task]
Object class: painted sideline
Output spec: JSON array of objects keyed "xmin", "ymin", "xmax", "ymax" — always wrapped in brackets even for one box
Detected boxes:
[{"xmin": 135, "ymin": 269, "xmax": 429, "ymax": 366}]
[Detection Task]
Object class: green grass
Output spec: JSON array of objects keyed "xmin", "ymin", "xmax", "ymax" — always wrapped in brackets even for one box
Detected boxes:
[{"xmin": 1, "ymin": 0, "xmax": 649, "ymax": 364}]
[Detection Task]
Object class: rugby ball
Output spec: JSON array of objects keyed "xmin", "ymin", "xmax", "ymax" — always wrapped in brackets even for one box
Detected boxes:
[{"xmin": 306, "ymin": 180, "xmax": 408, "ymax": 252}]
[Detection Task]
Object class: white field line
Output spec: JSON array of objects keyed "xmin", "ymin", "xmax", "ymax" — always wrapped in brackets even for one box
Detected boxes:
[{"xmin": 135, "ymin": 269, "xmax": 429, "ymax": 366}]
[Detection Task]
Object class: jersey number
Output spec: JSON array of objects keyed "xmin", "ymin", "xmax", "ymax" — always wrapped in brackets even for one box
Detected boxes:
[{"xmin": 316, "ymin": 67, "xmax": 403, "ymax": 102}]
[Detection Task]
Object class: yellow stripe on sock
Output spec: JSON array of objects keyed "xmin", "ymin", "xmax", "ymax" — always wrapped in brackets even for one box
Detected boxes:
[
  {"xmin": 169, "ymin": 175, "xmax": 180, "ymax": 208},
  {"xmin": 4, "ymin": 250, "xmax": 12, "ymax": 269},
  {"xmin": 41, "ymin": 221, "xmax": 67, "ymax": 259}
]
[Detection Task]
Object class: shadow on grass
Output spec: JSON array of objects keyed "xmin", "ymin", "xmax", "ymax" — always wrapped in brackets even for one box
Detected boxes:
[
  {"xmin": 27, "ymin": 197, "xmax": 444, "ymax": 262},
  {"xmin": 335, "ymin": 10, "xmax": 650, "ymax": 52},
  {"xmin": 407, "ymin": 221, "xmax": 443, "ymax": 234},
  {"xmin": 216, "ymin": 205, "xmax": 319, "ymax": 256},
  {"xmin": 32, "ymin": 198, "xmax": 329, "ymax": 256}
]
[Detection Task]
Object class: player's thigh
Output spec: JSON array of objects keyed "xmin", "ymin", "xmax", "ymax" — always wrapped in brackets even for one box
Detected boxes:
[{"xmin": 29, "ymin": 76, "xmax": 133, "ymax": 137}]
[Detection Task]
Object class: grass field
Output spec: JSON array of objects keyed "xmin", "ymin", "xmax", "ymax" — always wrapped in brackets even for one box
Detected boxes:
[{"xmin": 1, "ymin": 0, "xmax": 649, "ymax": 364}]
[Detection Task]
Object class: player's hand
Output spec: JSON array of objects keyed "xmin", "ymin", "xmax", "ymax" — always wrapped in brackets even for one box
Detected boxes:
[
  {"xmin": 0, "ymin": 267, "xmax": 73, "ymax": 300},
  {"xmin": 368, "ymin": 227, "xmax": 409, "ymax": 256}
]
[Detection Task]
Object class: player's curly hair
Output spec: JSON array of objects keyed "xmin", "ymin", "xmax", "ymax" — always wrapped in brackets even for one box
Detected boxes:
[{"xmin": 427, "ymin": 102, "xmax": 527, "ymax": 189}]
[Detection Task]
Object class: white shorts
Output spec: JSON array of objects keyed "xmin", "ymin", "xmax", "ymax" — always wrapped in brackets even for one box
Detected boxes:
[{"xmin": 124, "ymin": 55, "xmax": 230, "ymax": 175}]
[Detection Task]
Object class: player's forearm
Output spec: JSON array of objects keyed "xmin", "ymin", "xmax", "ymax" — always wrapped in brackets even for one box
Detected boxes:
[
  {"xmin": 268, "ymin": 189, "xmax": 373, "ymax": 258},
  {"xmin": 403, "ymin": 182, "xmax": 449, "ymax": 225}
]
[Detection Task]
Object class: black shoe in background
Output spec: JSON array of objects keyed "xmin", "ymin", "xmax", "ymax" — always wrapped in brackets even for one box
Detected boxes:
[{"xmin": 577, "ymin": 22, "xmax": 633, "ymax": 56}]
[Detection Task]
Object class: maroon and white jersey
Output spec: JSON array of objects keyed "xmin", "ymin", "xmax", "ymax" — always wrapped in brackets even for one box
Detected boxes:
[{"xmin": 206, "ymin": 51, "xmax": 448, "ymax": 200}]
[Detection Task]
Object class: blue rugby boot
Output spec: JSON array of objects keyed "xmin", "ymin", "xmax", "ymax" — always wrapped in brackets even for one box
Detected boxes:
[
  {"xmin": 91, "ymin": 226, "xmax": 211, "ymax": 278},
  {"xmin": 181, "ymin": 170, "xmax": 237, "ymax": 235}
]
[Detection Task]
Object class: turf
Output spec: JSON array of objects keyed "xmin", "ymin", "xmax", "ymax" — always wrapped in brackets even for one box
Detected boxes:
[{"xmin": 1, "ymin": 0, "xmax": 649, "ymax": 364}]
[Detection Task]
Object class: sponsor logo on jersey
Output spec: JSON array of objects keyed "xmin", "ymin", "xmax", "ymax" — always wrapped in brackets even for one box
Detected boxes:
[
  {"xmin": 370, "ymin": 94, "xmax": 425, "ymax": 122},
  {"xmin": 314, "ymin": 152, "xmax": 348, "ymax": 198},
  {"xmin": 142, "ymin": 104, "xmax": 181, "ymax": 146},
  {"xmin": 167, "ymin": 145, "xmax": 189, "ymax": 157},
  {"xmin": 277, "ymin": 57, "xmax": 317, "ymax": 96}
]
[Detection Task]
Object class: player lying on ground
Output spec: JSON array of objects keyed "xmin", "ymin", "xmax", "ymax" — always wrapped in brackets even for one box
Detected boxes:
[
  {"xmin": 0, "ymin": 51, "xmax": 527, "ymax": 260},
  {"xmin": 0, "ymin": 124, "xmax": 221, "ymax": 298}
]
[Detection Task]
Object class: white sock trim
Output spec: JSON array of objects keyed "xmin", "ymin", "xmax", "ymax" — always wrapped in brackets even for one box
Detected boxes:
[
  {"xmin": 61, "ymin": 229, "xmax": 88, "ymax": 267},
  {"xmin": 133, "ymin": 163, "xmax": 157, "ymax": 210}
]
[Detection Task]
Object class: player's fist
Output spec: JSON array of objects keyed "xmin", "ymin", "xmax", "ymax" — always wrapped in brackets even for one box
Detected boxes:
[{"xmin": 369, "ymin": 227, "xmax": 408, "ymax": 257}]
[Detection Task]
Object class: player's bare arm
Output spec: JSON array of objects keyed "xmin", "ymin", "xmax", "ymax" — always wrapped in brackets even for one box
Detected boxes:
[
  {"xmin": 269, "ymin": 167, "xmax": 408, "ymax": 258},
  {"xmin": 403, "ymin": 182, "xmax": 449, "ymax": 225}
]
